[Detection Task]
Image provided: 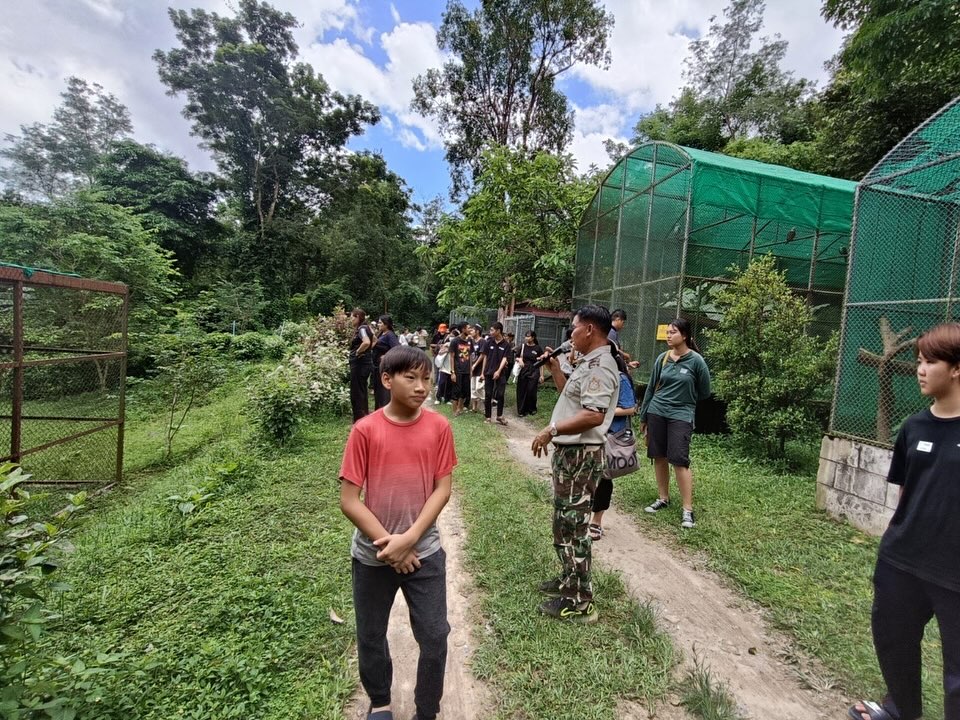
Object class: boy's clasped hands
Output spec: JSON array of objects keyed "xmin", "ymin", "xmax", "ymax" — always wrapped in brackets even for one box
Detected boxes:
[{"xmin": 373, "ymin": 532, "xmax": 421, "ymax": 574}]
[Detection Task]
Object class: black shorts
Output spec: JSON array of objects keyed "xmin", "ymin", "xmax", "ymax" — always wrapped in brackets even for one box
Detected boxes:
[
  {"xmin": 645, "ymin": 413, "xmax": 693, "ymax": 467},
  {"xmin": 452, "ymin": 373, "xmax": 471, "ymax": 400}
]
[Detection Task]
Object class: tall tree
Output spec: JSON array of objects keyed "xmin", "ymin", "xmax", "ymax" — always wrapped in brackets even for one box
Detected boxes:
[
  {"xmin": 816, "ymin": 0, "xmax": 960, "ymax": 179},
  {"xmin": 0, "ymin": 77, "xmax": 132, "ymax": 200},
  {"xmin": 154, "ymin": 0, "xmax": 379, "ymax": 298},
  {"xmin": 412, "ymin": 0, "xmax": 613, "ymax": 196},
  {"xmin": 423, "ymin": 145, "xmax": 594, "ymax": 311},
  {"xmin": 93, "ymin": 140, "xmax": 221, "ymax": 280},
  {"xmin": 301, "ymin": 152, "xmax": 426, "ymax": 318},
  {"xmin": 633, "ymin": 0, "xmax": 811, "ymax": 154}
]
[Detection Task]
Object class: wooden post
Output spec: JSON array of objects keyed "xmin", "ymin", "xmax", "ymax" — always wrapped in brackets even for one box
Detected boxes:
[{"xmin": 856, "ymin": 317, "xmax": 916, "ymax": 444}]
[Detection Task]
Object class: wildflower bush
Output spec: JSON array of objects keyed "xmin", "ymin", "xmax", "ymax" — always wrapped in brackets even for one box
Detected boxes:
[{"xmin": 248, "ymin": 306, "xmax": 351, "ymax": 445}]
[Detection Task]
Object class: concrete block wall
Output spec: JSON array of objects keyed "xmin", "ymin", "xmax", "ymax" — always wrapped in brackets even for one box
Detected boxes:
[{"xmin": 816, "ymin": 435, "xmax": 899, "ymax": 536}]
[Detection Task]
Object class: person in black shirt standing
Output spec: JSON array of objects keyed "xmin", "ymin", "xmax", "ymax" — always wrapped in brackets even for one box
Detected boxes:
[
  {"xmin": 850, "ymin": 322, "xmax": 960, "ymax": 720},
  {"xmin": 448, "ymin": 323, "xmax": 475, "ymax": 417},
  {"xmin": 348, "ymin": 308, "xmax": 375, "ymax": 422},
  {"xmin": 372, "ymin": 314, "xmax": 400, "ymax": 410},
  {"xmin": 480, "ymin": 322, "xmax": 513, "ymax": 425},
  {"xmin": 516, "ymin": 330, "xmax": 543, "ymax": 416}
]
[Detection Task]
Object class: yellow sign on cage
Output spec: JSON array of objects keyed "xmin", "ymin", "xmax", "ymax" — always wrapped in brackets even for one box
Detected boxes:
[{"xmin": 656, "ymin": 324, "xmax": 669, "ymax": 341}]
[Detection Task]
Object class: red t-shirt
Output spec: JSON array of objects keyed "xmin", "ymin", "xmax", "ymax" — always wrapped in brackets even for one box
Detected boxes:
[{"xmin": 339, "ymin": 408, "xmax": 457, "ymax": 565}]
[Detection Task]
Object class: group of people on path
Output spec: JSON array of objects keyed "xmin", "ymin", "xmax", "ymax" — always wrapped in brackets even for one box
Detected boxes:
[{"xmin": 341, "ymin": 301, "xmax": 960, "ymax": 720}]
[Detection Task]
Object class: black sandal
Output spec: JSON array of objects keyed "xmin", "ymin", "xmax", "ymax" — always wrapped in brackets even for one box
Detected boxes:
[{"xmin": 588, "ymin": 523, "xmax": 603, "ymax": 540}]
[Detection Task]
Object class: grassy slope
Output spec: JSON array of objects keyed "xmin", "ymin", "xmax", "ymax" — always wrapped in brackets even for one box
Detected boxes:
[{"xmin": 36, "ymin": 371, "xmax": 359, "ymax": 720}]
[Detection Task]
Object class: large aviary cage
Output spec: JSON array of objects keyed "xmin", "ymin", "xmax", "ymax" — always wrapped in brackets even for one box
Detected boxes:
[
  {"xmin": 0, "ymin": 265, "xmax": 128, "ymax": 484},
  {"xmin": 573, "ymin": 142, "xmax": 857, "ymax": 375},
  {"xmin": 830, "ymin": 97, "xmax": 960, "ymax": 447}
]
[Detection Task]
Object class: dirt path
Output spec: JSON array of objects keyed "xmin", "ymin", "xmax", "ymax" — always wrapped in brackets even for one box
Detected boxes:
[
  {"xmin": 345, "ymin": 408, "xmax": 852, "ymax": 720},
  {"xmin": 498, "ymin": 410, "xmax": 852, "ymax": 720}
]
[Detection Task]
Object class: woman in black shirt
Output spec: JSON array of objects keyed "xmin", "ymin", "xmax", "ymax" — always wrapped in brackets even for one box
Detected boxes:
[
  {"xmin": 516, "ymin": 331, "xmax": 543, "ymax": 416},
  {"xmin": 850, "ymin": 322, "xmax": 960, "ymax": 720},
  {"xmin": 348, "ymin": 308, "xmax": 375, "ymax": 422},
  {"xmin": 372, "ymin": 314, "xmax": 400, "ymax": 409}
]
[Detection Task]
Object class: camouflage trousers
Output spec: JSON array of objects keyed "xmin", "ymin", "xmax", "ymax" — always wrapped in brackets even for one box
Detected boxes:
[{"xmin": 550, "ymin": 444, "xmax": 603, "ymax": 604}]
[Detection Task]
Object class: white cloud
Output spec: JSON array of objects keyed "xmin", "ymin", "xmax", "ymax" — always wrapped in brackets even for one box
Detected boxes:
[
  {"xmin": 569, "ymin": 104, "xmax": 630, "ymax": 173},
  {"xmin": 299, "ymin": 17, "xmax": 445, "ymax": 150},
  {"xmin": 570, "ymin": 0, "xmax": 843, "ymax": 110},
  {"xmin": 563, "ymin": 0, "xmax": 846, "ymax": 172}
]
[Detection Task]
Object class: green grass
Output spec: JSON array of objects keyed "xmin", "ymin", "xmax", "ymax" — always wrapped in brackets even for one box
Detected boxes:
[
  {"xmin": 679, "ymin": 657, "xmax": 744, "ymax": 720},
  {"xmin": 446, "ymin": 407, "xmax": 676, "ymax": 719},
  {"xmin": 30, "ymin": 375, "xmax": 360, "ymax": 719},
  {"xmin": 616, "ymin": 434, "xmax": 944, "ymax": 718}
]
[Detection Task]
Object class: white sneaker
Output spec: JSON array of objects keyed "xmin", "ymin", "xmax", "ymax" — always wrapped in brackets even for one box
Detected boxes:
[
  {"xmin": 433, "ymin": 399, "xmax": 441, "ymax": 405},
  {"xmin": 681, "ymin": 510, "xmax": 696, "ymax": 529}
]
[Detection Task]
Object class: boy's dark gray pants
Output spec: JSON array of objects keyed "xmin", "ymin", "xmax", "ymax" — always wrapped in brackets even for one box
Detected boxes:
[{"xmin": 352, "ymin": 549, "xmax": 449, "ymax": 720}]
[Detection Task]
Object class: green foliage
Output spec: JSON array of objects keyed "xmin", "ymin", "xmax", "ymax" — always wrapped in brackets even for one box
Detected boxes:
[
  {"xmin": 679, "ymin": 657, "xmax": 744, "ymax": 720},
  {"xmin": 412, "ymin": 0, "xmax": 613, "ymax": 195},
  {"xmin": 231, "ymin": 333, "xmax": 268, "ymax": 362},
  {"xmin": 154, "ymin": 0, "xmax": 379, "ymax": 297},
  {"xmin": 93, "ymin": 139, "xmax": 221, "ymax": 279},
  {"xmin": 707, "ymin": 255, "xmax": 837, "ymax": 456},
  {"xmin": 0, "ymin": 77, "xmax": 131, "ymax": 200},
  {"xmin": 1, "ymin": 463, "xmax": 93, "ymax": 719},
  {"xmin": 151, "ymin": 332, "xmax": 228, "ymax": 460},
  {"xmin": 816, "ymin": 0, "xmax": 960, "ymax": 179},
  {"xmin": 423, "ymin": 145, "xmax": 595, "ymax": 309},
  {"xmin": 28, "ymin": 386, "xmax": 357, "ymax": 719},
  {"xmin": 247, "ymin": 307, "xmax": 350, "ymax": 445}
]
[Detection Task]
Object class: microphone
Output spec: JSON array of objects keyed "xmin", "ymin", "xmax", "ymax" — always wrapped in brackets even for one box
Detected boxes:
[{"xmin": 532, "ymin": 341, "xmax": 572, "ymax": 369}]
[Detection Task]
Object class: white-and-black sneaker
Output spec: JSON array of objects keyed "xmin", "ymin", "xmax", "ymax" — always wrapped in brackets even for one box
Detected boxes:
[
  {"xmin": 644, "ymin": 498, "xmax": 670, "ymax": 513},
  {"xmin": 681, "ymin": 510, "xmax": 696, "ymax": 529}
]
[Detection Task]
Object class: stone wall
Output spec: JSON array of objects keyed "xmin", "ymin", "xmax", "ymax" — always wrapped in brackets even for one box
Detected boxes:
[{"xmin": 816, "ymin": 435, "xmax": 899, "ymax": 536}]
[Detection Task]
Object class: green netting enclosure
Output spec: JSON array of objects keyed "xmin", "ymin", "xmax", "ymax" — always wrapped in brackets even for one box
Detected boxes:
[
  {"xmin": 829, "ymin": 96, "xmax": 960, "ymax": 447},
  {"xmin": 573, "ymin": 141, "xmax": 857, "ymax": 375}
]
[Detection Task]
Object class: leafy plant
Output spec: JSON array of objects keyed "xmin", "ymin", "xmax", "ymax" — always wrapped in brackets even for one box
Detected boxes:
[
  {"xmin": 1, "ymin": 463, "xmax": 93, "ymax": 718},
  {"xmin": 230, "ymin": 332, "xmax": 267, "ymax": 362},
  {"xmin": 248, "ymin": 365, "xmax": 310, "ymax": 445},
  {"xmin": 706, "ymin": 255, "xmax": 837, "ymax": 456}
]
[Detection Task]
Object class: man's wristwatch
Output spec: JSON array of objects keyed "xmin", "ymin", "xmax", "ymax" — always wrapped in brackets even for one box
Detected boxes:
[{"xmin": 548, "ymin": 422, "xmax": 558, "ymax": 437}]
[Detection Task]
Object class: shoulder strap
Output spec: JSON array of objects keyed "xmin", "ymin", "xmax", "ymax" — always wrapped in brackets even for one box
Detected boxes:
[{"xmin": 654, "ymin": 351, "xmax": 670, "ymax": 392}]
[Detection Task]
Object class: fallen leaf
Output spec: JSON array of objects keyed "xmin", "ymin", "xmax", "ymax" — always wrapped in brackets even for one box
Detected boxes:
[{"xmin": 329, "ymin": 608, "xmax": 344, "ymax": 624}]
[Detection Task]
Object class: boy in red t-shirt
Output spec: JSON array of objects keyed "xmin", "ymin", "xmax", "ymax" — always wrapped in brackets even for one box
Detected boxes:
[{"xmin": 340, "ymin": 345, "xmax": 457, "ymax": 720}]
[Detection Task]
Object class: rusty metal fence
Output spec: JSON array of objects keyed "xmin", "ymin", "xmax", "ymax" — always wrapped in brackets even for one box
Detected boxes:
[{"xmin": 0, "ymin": 265, "xmax": 128, "ymax": 484}]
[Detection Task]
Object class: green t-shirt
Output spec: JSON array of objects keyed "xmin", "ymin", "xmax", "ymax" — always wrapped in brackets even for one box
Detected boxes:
[{"xmin": 639, "ymin": 351, "xmax": 711, "ymax": 425}]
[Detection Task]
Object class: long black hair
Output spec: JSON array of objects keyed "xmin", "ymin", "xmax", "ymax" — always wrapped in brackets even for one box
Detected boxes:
[
  {"xmin": 378, "ymin": 314, "xmax": 394, "ymax": 332},
  {"xmin": 670, "ymin": 317, "xmax": 699, "ymax": 353},
  {"xmin": 608, "ymin": 341, "xmax": 629, "ymax": 375}
]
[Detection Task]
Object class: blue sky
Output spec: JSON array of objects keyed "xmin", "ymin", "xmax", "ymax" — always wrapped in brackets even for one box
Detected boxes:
[{"xmin": 1, "ymin": 1, "xmax": 846, "ymax": 212}]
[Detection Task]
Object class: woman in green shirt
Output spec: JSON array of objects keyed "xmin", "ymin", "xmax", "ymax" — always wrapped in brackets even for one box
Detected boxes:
[{"xmin": 639, "ymin": 318, "xmax": 711, "ymax": 529}]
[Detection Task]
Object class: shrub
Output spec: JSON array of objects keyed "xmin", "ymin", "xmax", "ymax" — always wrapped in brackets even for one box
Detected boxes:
[
  {"xmin": 201, "ymin": 332, "xmax": 233, "ymax": 353},
  {"xmin": 247, "ymin": 308, "xmax": 351, "ymax": 445},
  {"xmin": 707, "ymin": 255, "xmax": 838, "ymax": 457},
  {"xmin": 248, "ymin": 365, "xmax": 310, "ymax": 445},
  {"xmin": 277, "ymin": 321, "xmax": 310, "ymax": 346},
  {"xmin": 231, "ymin": 332, "xmax": 267, "ymax": 361},
  {"xmin": 262, "ymin": 334, "xmax": 287, "ymax": 361}
]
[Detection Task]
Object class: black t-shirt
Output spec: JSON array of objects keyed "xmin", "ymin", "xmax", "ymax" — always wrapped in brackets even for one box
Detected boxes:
[
  {"xmin": 472, "ymin": 336, "xmax": 487, "ymax": 377},
  {"xmin": 879, "ymin": 408, "xmax": 960, "ymax": 592},
  {"xmin": 372, "ymin": 330, "xmax": 399, "ymax": 364},
  {"xmin": 449, "ymin": 337, "xmax": 474, "ymax": 375},
  {"xmin": 481, "ymin": 336, "xmax": 514, "ymax": 379},
  {"xmin": 349, "ymin": 325, "xmax": 374, "ymax": 362},
  {"xmin": 519, "ymin": 343, "xmax": 543, "ymax": 376}
]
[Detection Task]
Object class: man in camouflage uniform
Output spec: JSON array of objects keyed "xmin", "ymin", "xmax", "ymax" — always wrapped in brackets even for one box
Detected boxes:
[{"xmin": 531, "ymin": 305, "xmax": 619, "ymax": 623}]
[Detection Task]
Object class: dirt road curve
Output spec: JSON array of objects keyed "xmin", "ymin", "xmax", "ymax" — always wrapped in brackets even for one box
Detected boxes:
[{"xmin": 346, "ymin": 410, "xmax": 851, "ymax": 719}]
